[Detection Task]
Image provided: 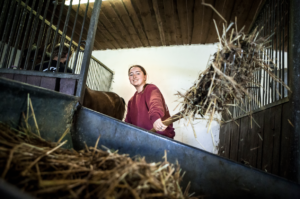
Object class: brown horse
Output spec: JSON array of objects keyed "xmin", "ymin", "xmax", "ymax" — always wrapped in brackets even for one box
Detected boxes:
[{"xmin": 83, "ymin": 86, "xmax": 126, "ymax": 120}]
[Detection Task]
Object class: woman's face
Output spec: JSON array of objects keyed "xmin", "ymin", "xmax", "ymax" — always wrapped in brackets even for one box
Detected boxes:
[{"xmin": 129, "ymin": 67, "xmax": 146, "ymax": 87}]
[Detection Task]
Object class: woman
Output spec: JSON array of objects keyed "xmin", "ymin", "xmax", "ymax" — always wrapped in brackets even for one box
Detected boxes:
[{"xmin": 125, "ymin": 65, "xmax": 175, "ymax": 139}]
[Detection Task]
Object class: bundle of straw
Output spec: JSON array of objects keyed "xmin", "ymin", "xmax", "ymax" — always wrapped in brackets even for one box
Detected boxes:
[
  {"xmin": 176, "ymin": 2, "xmax": 290, "ymax": 128},
  {"xmin": 0, "ymin": 122, "xmax": 196, "ymax": 199}
]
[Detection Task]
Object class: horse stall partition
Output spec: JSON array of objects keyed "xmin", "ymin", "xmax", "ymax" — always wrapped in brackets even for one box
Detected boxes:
[
  {"xmin": 0, "ymin": 0, "xmax": 112, "ymax": 98},
  {"xmin": 219, "ymin": 0, "xmax": 300, "ymax": 183}
]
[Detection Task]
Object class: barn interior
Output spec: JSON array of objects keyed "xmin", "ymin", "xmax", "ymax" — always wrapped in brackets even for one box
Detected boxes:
[{"xmin": 0, "ymin": 0, "xmax": 300, "ymax": 198}]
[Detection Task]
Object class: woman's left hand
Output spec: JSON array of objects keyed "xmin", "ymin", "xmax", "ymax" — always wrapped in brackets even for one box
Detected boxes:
[{"xmin": 153, "ymin": 118, "xmax": 167, "ymax": 131}]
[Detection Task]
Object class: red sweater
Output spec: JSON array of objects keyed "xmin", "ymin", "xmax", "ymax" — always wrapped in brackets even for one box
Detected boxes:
[{"xmin": 125, "ymin": 84, "xmax": 175, "ymax": 139}]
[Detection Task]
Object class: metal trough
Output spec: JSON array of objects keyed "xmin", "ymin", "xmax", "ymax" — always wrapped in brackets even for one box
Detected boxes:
[{"xmin": 0, "ymin": 77, "xmax": 299, "ymax": 198}]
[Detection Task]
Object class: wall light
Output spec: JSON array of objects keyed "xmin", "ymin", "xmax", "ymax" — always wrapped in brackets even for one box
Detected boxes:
[{"xmin": 65, "ymin": 0, "xmax": 106, "ymax": 6}]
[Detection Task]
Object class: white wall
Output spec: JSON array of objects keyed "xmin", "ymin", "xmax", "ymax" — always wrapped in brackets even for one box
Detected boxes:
[{"xmin": 92, "ymin": 44, "xmax": 220, "ymax": 154}]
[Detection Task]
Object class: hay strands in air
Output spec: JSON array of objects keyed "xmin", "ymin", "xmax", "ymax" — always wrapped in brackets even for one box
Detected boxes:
[{"xmin": 173, "ymin": 1, "xmax": 291, "ymax": 130}]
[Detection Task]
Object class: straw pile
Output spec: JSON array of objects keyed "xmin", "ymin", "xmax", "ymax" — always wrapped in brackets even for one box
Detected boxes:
[
  {"xmin": 176, "ymin": 2, "xmax": 290, "ymax": 128},
  {"xmin": 0, "ymin": 122, "xmax": 196, "ymax": 199}
]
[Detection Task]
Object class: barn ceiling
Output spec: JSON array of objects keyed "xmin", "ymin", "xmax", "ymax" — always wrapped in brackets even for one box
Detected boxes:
[{"xmin": 52, "ymin": 0, "xmax": 264, "ymax": 50}]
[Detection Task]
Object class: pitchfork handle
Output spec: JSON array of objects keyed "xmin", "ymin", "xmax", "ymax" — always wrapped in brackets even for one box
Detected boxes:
[{"xmin": 150, "ymin": 111, "xmax": 184, "ymax": 132}]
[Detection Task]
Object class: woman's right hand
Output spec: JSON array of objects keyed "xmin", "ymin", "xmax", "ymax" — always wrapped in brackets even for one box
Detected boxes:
[{"xmin": 153, "ymin": 118, "xmax": 167, "ymax": 131}]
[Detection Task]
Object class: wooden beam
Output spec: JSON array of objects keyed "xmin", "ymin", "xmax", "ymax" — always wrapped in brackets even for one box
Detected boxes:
[
  {"xmin": 97, "ymin": 21, "xmax": 121, "ymax": 49},
  {"xmin": 229, "ymin": 0, "xmax": 253, "ymax": 32},
  {"xmin": 201, "ymin": 0, "xmax": 216, "ymax": 44},
  {"xmin": 163, "ymin": 0, "xmax": 177, "ymax": 45},
  {"xmin": 177, "ymin": 0, "xmax": 194, "ymax": 45},
  {"xmin": 110, "ymin": 0, "xmax": 143, "ymax": 47},
  {"xmin": 191, "ymin": 0, "xmax": 204, "ymax": 44},
  {"xmin": 99, "ymin": 10, "xmax": 128, "ymax": 48},
  {"xmin": 101, "ymin": 1, "xmax": 136, "ymax": 48},
  {"xmin": 173, "ymin": 0, "xmax": 183, "ymax": 45},
  {"xmin": 245, "ymin": 0, "xmax": 265, "ymax": 33},
  {"xmin": 156, "ymin": 0, "xmax": 169, "ymax": 45},
  {"xmin": 132, "ymin": 0, "xmax": 160, "ymax": 46},
  {"xmin": 152, "ymin": 0, "xmax": 166, "ymax": 46},
  {"xmin": 206, "ymin": 0, "xmax": 229, "ymax": 44},
  {"xmin": 122, "ymin": 0, "xmax": 149, "ymax": 47}
]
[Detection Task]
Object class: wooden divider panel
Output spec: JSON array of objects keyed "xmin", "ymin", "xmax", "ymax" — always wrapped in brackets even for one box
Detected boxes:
[
  {"xmin": 251, "ymin": 111, "xmax": 264, "ymax": 170},
  {"xmin": 0, "ymin": 73, "xmax": 14, "ymax": 79},
  {"xmin": 26, "ymin": 76, "xmax": 42, "ymax": 86},
  {"xmin": 280, "ymin": 103, "xmax": 294, "ymax": 180},
  {"xmin": 13, "ymin": 74, "xmax": 27, "ymax": 83},
  {"xmin": 229, "ymin": 119, "xmax": 240, "ymax": 162},
  {"xmin": 40, "ymin": 77, "xmax": 56, "ymax": 91},
  {"xmin": 219, "ymin": 123, "xmax": 231, "ymax": 158},
  {"xmin": 59, "ymin": 78, "xmax": 77, "ymax": 96}
]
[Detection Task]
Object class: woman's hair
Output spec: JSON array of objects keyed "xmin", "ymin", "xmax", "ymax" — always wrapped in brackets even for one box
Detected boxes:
[{"xmin": 128, "ymin": 65, "xmax": 147, "ymax": 76}]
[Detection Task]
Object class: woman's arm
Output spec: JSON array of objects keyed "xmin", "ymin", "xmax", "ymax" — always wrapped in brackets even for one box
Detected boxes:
[{"xmin": 145, "ymin": 86, "xmax": 167, "ymax": 131}]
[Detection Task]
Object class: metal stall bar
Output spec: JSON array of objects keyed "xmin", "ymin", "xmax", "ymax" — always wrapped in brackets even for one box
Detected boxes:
[
  {"xmin": 17, "ymin": 0, "xmax": 37, "ymax": 69},
  {"xmin": 65, "ymin": 0, "xmax": 81, "ymax": 70},
  {"xmin": 47, "ymin": 0, "xmax": 66, "ymax": 71},
  {"xmin": 57, "ymin": 0, "xmax": 71, "ymax": 72},
  {"xmin": 72, "ymin": 0, "xmax": 90, "ymax": 74},
  {"xmin": 32, "ymin": 0, "xmax": 51, "ymax": 70},
  {"xmin": 2, "ymin": 0, "xmax": 22, "ymax": 68},
  {"xmin": 282, "ymin": 0, "xmax": 285, "ymax": 98},
  {"xmin": 76, "ymin": 0, "xmax": 103, "ymax": 103},
  {"xmin": 23, "ymin": 0, "xmax": 43, "ymax": 70},
  {"xmin": 9, "ymin": 0, "xmax": 30, "ymax": 69},
  {"xmin": 0, "ymin": 1, "xmax": 16, "ymax": 63},
  {"xmin": 289, "ymin": 0, "xmax": 300, "ymax": 184},
  {"xmin": 40, "ymin": 0, "xmax": 58, "ymax": 71},
  {"xmin": 0, "ymin": 0, "xmax": 10, "ymax": 33},
  {"xmin": 263, "ymin": 7, "xmax": 267, "ymax": 106},
  {"xmin": 278, "ymin": 0, "xmax": 282, "ymax": 100}
]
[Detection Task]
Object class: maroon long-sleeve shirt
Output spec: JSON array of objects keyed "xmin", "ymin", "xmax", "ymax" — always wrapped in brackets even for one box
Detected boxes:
[{"xmin": 125, "ymin": 84, "xmax": 175, "ymax": 139}]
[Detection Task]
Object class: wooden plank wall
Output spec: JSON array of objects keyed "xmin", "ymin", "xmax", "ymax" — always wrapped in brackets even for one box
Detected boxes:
[
  {"xmin": 0, "ymin": 73, "xmax": 77, "ymax": 96},
  {"xmin": 218, "ymin": 102, "xmax": 294, "ymax": 181}
]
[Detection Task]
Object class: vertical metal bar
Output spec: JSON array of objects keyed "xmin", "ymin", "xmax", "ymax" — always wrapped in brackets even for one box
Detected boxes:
[
  {"xmin": 279, "ymin": 0, "xmax": 282, "ymax": 99},
  {"xmin": 289, "ymin": 0, "xmax": 300, "ymax": 184},
  {"xmin": 0, "ymin": 0, "xmax": 10, "ymax": 37},
  {"xmin": 32, "ymin": 0, "xmax": 51, "ymax": 70},
  {"xmin": 282, "ymin": 0, "xmax": 286, "ymax": 98},
  {"xmin": 65, "ymin": 0, "xmax": 81, "ymax": 71},
  {"xmin": 57, "ymin": 0, "xmax": 72, "ymax": 72},
  {"xmin": 40, "ymin": 0, "xmax": 58, "ymax": 71},
  {"xmin": 76, "ymin": 0, "xmax": 102, "ymax": 103},
  {"xmin": 47, "ymin": 0, "xmax": 66, "ymax": 71},
  {"xmin": 287, "ymin": 0, "xmax": 289, "ymax": 96},
  {"xmin": 264, "ymin": 7, "xmax": 267, "ymax": 106},
  {"xmin": 10, "ymin": 0, "xmax": 30, "ymax": 69},
  {"xmin": 17, "ymin": 0, "xmax": 37, "ymax": 69},
  {"xmin": 276, "ymin": 0, "xmax": 280, "ymax": 101},
  {"xmin": 0, "ymin": 0, "xmax": 16, "ymax": 62},
  {"xmin": 2, "ymin": 0, "xmax": 22, "ymax": 68},
  {"xmin": 269, "ymin": 1, "xmax": 273, "ymax": 104},
  {"xmin": 24, "ymin": 0, "xmax": 43, "ymax": 70},
  {"xmin": 72, "ymin": 0, "xmax": 90, "ymax": 73}
]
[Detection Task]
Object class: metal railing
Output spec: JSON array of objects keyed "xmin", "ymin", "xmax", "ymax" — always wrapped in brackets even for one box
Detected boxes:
[
  {"xmin": 229, "ymin": 0, "xmax": 289, "ymax": 120},
  {"xmin": 0, "ymin": 0, "xmax": 112, "ymax": 94}
]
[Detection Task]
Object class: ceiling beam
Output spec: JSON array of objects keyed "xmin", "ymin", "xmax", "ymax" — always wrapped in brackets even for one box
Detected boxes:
[
  {"xmin": 152, "ymin": 0, "xmax": 166, "ymax": 46},
  {"xmin": 163, "ymin": 0, "xmax": 177, "ymax": 45},
  {"xmin": 111, "ymin": 0, "xmax": 143, "ymax": 47},
  {"xmin": 132, "ymin": 0, "xmax": 160, "ymax": 46},
  {"xmin": 101, "ymin": 1, "xmax": 136, "ymax": 48},
  {"xmin": 122, "ymin": 0, "xmax": 149, "ymax": 47}
]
